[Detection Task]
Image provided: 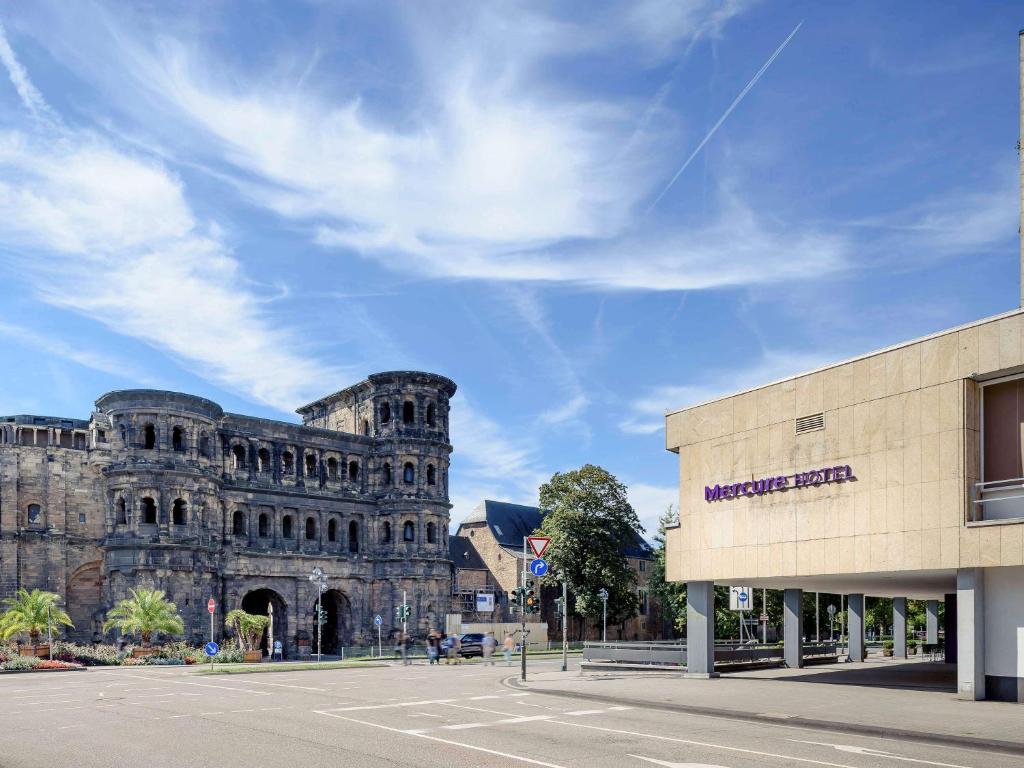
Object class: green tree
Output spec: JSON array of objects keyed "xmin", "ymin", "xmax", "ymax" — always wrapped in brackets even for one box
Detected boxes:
[
  {"xmin": 103, "ymin": 588, "xmax": 184, "ymax": 647},
  {"xmin": 0, "ymin": 589, "xmax": 74, "ymax": 645},
  {"xmin": 648, "ymin": 505, "xmax": 686, "ymax": 636},
  {"xmin": 226, "ymin": 609, "xmax": 271, "ymax": 652},
  {"xmin": 538, "ymin": 465, "xmax": 643, "ymax": 637}
]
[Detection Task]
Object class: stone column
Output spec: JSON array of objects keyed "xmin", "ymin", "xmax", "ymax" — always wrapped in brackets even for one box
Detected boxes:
[
  {"xmin": 685, "ymin": 581, "xmax": 717, "ymax": 677},
  {"xmin": 926, "ymin": 600, "xmax": 939, "ymax": 646},
  {"xmin": 847, "ymin": 593, "xmax": 865, "ymax": 662},
  {"xmin": 956, "ymin": 568, "xmax": 985, "ymax": 701},
  {"xmin": 784, "ymin": 588, "xmax": 803, "ymax": 668},
  {"xmin": 893, "ymin": 597, "xmax": 907, "ymax": 659}
]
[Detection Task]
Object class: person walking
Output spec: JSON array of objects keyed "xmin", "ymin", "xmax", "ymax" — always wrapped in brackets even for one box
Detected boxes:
[
  {"xmin": 482, "ymin": 631, "xmax": 497, "ymax": 666},
  {"xmin": 503, "ymin": 633, "xmax": 515, "ymax": 666},
  {"xmin": 451, "ymin": 634, "xmax": 463, "ymax": 664},
  {"xmin": 442, "ymin": 633, "xmax": 454, "ymax": 664},
  {"xmin": 426, "ymin": 630, "xmax": 440, "ymax": 665},
  {"xmin": 401, "ymin": 632, "xmax": 412, "ymax": 665}
]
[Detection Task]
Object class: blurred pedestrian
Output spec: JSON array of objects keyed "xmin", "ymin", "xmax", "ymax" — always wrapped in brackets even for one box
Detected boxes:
[
  {"xmin": 482, "ymin": 632, "xmax": 497, "ymax": 666},
  {"xmin": 426, "ymin": 630, "xmax": 440, "ymax": 665},
  {"xmin": 503, "ymin": 633, "xmax": 515, "ymax": 666}
]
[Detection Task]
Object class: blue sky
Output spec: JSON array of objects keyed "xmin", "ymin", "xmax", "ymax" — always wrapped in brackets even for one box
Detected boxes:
[{"xmin": 0, "ymin": 1, "xmax": 1020, "ymax": 536}]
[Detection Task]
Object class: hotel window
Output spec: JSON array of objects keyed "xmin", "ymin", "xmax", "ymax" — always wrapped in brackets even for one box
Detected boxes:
[{"xmin": 982, "ymin": 378, "xmax": 1024, "ymax": 483}]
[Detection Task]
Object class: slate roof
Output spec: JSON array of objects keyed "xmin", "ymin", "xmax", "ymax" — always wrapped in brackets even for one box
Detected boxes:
[
  {"xmin": 449, "ymin": 535, "xmax": 488, "ymax": 570},
  {"xmin": 464, "ymin": 499, "xmax": 654, "ymax": 560}
]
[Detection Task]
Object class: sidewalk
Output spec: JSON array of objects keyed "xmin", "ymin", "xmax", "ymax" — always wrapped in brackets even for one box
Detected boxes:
[{"xmin": 509, "ymin": 659, "xmax": 1024, "ymax": 755}]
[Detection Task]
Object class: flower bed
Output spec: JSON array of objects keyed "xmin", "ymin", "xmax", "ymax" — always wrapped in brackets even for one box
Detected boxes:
[{"xmin": 3, "ymin": 639, "xmax": 247, "ymax": 667}]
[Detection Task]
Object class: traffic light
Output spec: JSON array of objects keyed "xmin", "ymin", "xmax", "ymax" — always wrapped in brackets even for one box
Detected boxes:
[
  {"xmin": 317, "ymin": 607, "xmax": 327, "ymax": 626},
  {"xmin": 553, "ymin": 596, "xmax": 564, "ymax": 614},
  {"xmin": 394, "ymin": 603, "xmax": 410, "ymax": 621},
  {"xmin": 524, "ymin": 580, "xmax": 539, "ymax": 614}
]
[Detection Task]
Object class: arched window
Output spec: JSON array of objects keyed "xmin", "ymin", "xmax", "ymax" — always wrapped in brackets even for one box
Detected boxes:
[
  {"xmin": 282, "ymin": 515, "xmax": 293, "ymax": 539},
  {"xmin": 305, "ymin": 517, "xmax": 316, "ymax": 540},
  {"xmin": 326, "ymin": 457, "xmax": 338, "ymax": 480},
  {"xmin": 172, "ymin": 498, "xmax": 187, "ymax": 526},
  {"xmin": 232, "ymin": 444, "xmax": 246, "ymax": 469},
  {"xmin": 120, "ymin": 424, "xmax": 128, "ymax": 445},
  {"xmin": 305, "ymin": 453, "xmax": 318, "ymax": 478},
  {"xmin": 258, "ymin": 513, "xmax": 268, "ymax": 537},
  {"xmin": 115, "ymin": 497, "xmax": 127, "ymax": 525},
  {"xmin": 403, "ymin": 520, "xmax": 415, "ymax": 542},
  {"xmin": 403, "ymin": 401, "xmax": 415, "ymax": 424},
  {"xmin": 328, "ymin": 519, "xmax": 337, "ymax": 542},
  {"xmin": 199, "ymin": 432, "xmax": 210, "ymax": 458},
  {"xmin": 232, "ymin": 509, "xmax": 245, "ymax": 536},
  {"xmin": 258, "ymin": 448, "xmax": 271, "ymax": 472},
  {"xmin": 426, "ymin": 403, "xmax": 436, "ymax": 427},
  {"xmin": 382, "ymin": 521, "xmax": 392, "ymax": 543},
  {"xmin": 403, "ymin": 462, "xmax": 415, "ymax": 484},
  {"xmin": 348, "ymin": 460, "xmax": 359, "ymax": 482},
  {"xmin": 380, "ymin": 402, "xmax": 391, "ymax": 424},
  {"xmin": 26, "ymin": 504, "xmax": 41, "ymax": 526},
  {"xmin": 362, "ymin": 419, "xmax": 370, "ymax": 436},
  {"xmin": 282, "ymin": 451, "xmax": 294, "ymax": 474},
  {"xmin": 348, "ymin": 521, "xmax": 359, "ymax": 553},
  {"xmin": 382, "ymin": 463, "xmax": 392, "ymax": 485},
  {"xmin": 427, "ymin": 521, "xmax": 436, "ymax": 544},
  {"xmin": 143, "ymin": 424, "xmax": 156, "ymax": 449},
  {"xmin": 427, "ymin": 464, "xmax": 436, "ymax": 485},
  {"xmin": 172, "ymin": 427, "xmax": 185, "ymax": 452},
  {"xmin": 141, "ymin": 497, "xmax": 157, "ymax": 525}
]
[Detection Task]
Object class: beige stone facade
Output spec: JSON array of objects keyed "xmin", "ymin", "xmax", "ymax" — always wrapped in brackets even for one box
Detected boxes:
[{"xmin": 665, "ymin": 309, "xmax": 1024, "ymax": 591}]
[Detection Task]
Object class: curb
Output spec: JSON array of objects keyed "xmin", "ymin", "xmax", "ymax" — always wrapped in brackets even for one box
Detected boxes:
[
  {"xmin": 0, "ymin": 666, "xmax": 87, "ymax": 674},
  {"xmin": 502, "ymin": 677, "xmax": 1024, "ymax": 757}
]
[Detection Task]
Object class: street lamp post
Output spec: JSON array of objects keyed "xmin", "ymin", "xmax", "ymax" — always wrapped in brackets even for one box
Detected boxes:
[
  {"xmin": 308, "ymin": 567, "xmax": 328, "ymax": 663},
  {"xmin": 597, "ymin": 588, "xmax": 609, "ymax": 643}
]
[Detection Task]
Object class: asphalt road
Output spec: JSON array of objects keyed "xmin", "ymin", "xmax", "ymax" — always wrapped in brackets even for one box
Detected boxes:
[{"xmin": 0, "ymin": 658, "xmax": 1017, "ymax": 768}]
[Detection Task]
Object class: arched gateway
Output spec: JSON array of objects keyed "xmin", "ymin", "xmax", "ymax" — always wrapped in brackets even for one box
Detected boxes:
[
  {"xmin": 240, "ymin": 589, "xmax": 288, "ymax": 656},
  {"xmin": 312, "ymin": 589, "xmax": 353, "ymax": 654}
]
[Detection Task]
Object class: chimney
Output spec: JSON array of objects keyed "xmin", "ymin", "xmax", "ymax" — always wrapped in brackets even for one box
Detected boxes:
[{"xmin": 1020, "ymin": 30, "xmax": 1023, "ymax": 306}]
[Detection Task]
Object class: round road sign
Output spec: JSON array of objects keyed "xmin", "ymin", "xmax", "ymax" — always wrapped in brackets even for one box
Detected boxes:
[
  {"xmin": 204, "ymin": 641, "xmax": 219, "ymax": 656},
  {"xmin": 529, "ymin": 558, "xmax": 549, "ymax": 577},
  {"xmin": 207, "ymin": 598, "xmax": 215, "ymax": 614}
]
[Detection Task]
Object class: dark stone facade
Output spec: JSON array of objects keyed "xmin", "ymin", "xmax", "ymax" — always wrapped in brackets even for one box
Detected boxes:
[{"xmin": 0, "ymin": 371, "xmax": 456, "ymax": 657}]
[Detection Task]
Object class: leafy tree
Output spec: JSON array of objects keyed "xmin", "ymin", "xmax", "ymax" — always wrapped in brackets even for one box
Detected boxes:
[
  {"xmin": 538, "ymin": 465, "xmax": 643, "ymax": 637},
  {"xmin": 226, "ymin": 609, "xmax": 271, "ymax": 652},
  {"xmin": 0, "ymin": 589, "xmax": 74, "ymax": 645},
  {"xmin": 648, "ymin": 505, "xmax": 686, "ymax": 636},
  {"xmin": 103, "ymin": 588, "xmax": 184, "ymax": 646}
]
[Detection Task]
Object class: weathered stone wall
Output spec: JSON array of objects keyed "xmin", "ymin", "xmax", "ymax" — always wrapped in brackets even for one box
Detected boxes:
[{"xmin": 0, "ymin": 372, "xmax": 456, "ymax": 654}]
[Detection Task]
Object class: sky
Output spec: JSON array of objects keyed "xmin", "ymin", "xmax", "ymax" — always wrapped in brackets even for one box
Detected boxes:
[{"xmin": 0, "ymin": 1, "xmax": 1021, "ymax": 539}]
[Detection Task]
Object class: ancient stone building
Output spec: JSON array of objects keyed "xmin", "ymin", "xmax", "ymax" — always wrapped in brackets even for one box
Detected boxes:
[{"xmin": 0, "ymin": 371, "xmax": 456, "ymax": 657}]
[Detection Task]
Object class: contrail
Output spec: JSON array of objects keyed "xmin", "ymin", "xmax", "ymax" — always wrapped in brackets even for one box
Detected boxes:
[{"xmin": 647, "ymin": 21, "xmax": 803, "ymax": 212}]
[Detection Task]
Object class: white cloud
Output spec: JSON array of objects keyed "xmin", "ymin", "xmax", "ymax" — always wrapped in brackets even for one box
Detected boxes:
[
  {"xmin": 621, "ymin": 350, "xmax": 837, "ymax": 435},
  {"xmin": 0, "ymin": 41, "xmax": 348, "ymax": 413},
  {"xmin": 0, "ymin": 22, "xmax": 53, "ymax": 120},
  {"xmin": 627, "ymin": 481, "xmax": 679, "ymax": 540}
]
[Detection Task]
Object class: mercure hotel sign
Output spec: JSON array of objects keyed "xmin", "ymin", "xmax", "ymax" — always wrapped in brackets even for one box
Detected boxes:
[{"xmin": 705, "ymin": 465, "xmax": 855, "ymax": 502}]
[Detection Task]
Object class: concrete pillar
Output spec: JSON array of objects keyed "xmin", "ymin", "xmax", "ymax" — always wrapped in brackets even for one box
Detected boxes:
[
  {"xmin": 926, "ymin": 600, "xmax": 939, "ymax": 646},
  {"xmin": 784, "ymin": 588, "xmax": 803, "ymax": 668},
  {"xmin": 685, "ymin": 581, "xmax": 717, "ymax": 677},
  {"xmin": 893, "ymin": 597, "xmax": 907, "ymax": 659},
  {"xmin": 847, "ymin": 594, "xmax": 865, "ymax": 662},
  {"xmin": 944, "ymin": 593, "xmax": 958, "ymax": 664},
  {"xmin": 956, "ymin": 568, "xmax": 985, "ymax": 701}
]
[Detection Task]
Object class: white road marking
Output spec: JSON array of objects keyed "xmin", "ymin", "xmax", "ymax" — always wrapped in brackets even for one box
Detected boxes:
[
  {"xmin": 314, "ymin": 710, "xmax": 570, "ymax": 768},
  {"xmin": 130, "ymin": 675, "xmax": 272, "ymax": 696},
  {"xmin": 324, "ymin": 698, "xmax": 455, "ymax": 712},
  {"xmin": 230, "ymin": 680, "xmax": 328, "ymax": 692},
  {"xmin": 548, "ymin": 719, "xmax": 864, "ymax": 768},
  {"xmin": 790, "ymin": 741, "xmax": 978, "ymax": 768},
  {"xmin": 630, "ymin": 755, "xmax": 729, "ymax": 768}
]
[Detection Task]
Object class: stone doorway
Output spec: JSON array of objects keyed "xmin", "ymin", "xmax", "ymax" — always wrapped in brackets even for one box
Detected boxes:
[
  {"xmin": 312, "ymin": 589, "xmax": 352, "ymax": 654},
  {"xmin": 240, "ymin": 589, "xmax": 287, "ymax": 656}
]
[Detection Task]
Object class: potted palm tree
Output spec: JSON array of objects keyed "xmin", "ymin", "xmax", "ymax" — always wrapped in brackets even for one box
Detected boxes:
[
  {"xmin": 0, "ymin": 589, "xmax": 74, "ymax": 657},
  {"xmin": 103, "ymin": 588, "xmax": 184, "ymax": 656},
  {"xmin": 226, "ymin": 609, "xmax": 270, "ymax": 663}
]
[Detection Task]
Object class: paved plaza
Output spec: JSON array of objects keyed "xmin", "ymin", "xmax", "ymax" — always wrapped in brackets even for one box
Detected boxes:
[{"xmin": 0, "ymin": 659, "xmax": 1020, "ymax": 768}]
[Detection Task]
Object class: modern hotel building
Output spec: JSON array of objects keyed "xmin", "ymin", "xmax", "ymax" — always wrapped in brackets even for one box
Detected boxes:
[{"xmin": 663, "ymin": 33, "xmax": 1024, "ymax": 703}]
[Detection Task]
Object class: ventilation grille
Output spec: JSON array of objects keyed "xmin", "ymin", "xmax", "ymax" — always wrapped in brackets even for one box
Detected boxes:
[{"xmin": 795, "ymin": 412, "xmax": 825, "ymax": 434}]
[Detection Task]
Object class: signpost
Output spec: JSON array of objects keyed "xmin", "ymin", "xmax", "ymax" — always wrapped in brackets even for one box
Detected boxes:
[
  {"xmin": 527, "ymin": 536, "xmax": 551, "ymax": 558},
  {"xmin": 730, "ymin": 587, "xmax": 753, "ymax": 642},
  {"xmin": 827, "ymin": 603, "xmax": 837, "ymax": 640},
  {"xmin": 374, "ymin": 614, "xmax": 383, "ymax": 658},
  {"xmin": 308, "ymin": 567, "xmax": 327, "ymax": 663},
  {"xmin": 529, "ymin": 558, "xmax": 548, "ymax": 577},
  {"xmin": 597, "ymin": 587, "xmax": 609, "ymax": 643},
  {"xmin": 207, "ymin": 598, "xmax": 215, "ymax": 670}
]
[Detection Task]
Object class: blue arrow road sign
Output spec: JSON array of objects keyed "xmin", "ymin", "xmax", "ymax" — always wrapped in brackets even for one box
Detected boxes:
[
  {"xmin": 530, "ymin": 558, "xmax": 549, "ymax": 577},
  {"xmin": 204, "ymin": 641, "xmax": 219, "ymax": 657},
  {"xmin": 739, "ymin": 591, "xmax": 748, "ymax": 602},
  {"xmin": 374, "ymin": 614, "xmax": 383, "ymax": 626}
]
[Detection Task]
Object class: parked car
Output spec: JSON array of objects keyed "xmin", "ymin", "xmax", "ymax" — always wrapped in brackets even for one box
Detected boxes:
[{"xmin": 459, "ymin": 633, "xmax": 485, "ymax": 658}]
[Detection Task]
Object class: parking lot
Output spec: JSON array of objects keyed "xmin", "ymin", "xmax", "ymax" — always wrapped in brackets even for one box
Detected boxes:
[{"xmin": 0, "ymin": 659, "xmax": 1019, "ymax": 768}]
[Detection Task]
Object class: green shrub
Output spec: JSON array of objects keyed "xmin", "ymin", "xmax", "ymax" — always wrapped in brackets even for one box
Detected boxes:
[
  {"xmin": 190, "ymin": 638, "xmax": 244, "ymax": 664},
  {"xmin": 882, "ymin": 640, "xmax": 894, "ymax": 650},
  {"xmin": 146, "ymin": 657, "xmax": 184, "ymax": 666},
  {"xmin": 153, "ymin": 640, "xmax": 193, "ymax": 661},
  {"xmin": 2, "ymin": 655, "xmax": 40, "ymax": 670},
  {"xmin": 907, "ymin": 639, "xmax": 918, "ymax": 649},
  {"xmin": 0, "ymin": 643, "xmax": 16, "ymax": 664},
  {"xmin": 52, "ymin": 641, "xmax": 121, "ymax": 666}
]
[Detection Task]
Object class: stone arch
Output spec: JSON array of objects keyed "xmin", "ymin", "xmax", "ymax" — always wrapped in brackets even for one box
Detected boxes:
[
  {"xmin": 115, "ymin": 496, "xmax": 127, "ymax": 526},
  {"xmin": 171, "ymin": 426, "xmax": 185, "ymax": 451},
  {"xmin": 240, "ymin": 588, "xmax": 288, "ymax": 657},
  {"xmin": 67, "ymin": 562, "xmax": 103, "ymax": 642},
  {"xmin": 142, "ymin": 423, "xmax": 156, "ymax": 449},
  {"xmin": 172, "ymin": 498, "xmax": 187, "ymax": 526},
  {"xmin": 314, "ymin": 589, "xmax": 353, "ymax": 654}
]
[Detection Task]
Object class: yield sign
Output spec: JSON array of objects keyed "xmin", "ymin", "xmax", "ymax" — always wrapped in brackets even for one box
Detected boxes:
[{"xmin": 527, "ymin": 536, "xmax": 551, "ymax": 558}]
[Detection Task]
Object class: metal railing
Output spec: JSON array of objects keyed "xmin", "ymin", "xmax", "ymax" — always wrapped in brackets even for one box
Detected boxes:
[{"xmin": 582, "ymin": 640, "xmax": 839, "ymax": 668}]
